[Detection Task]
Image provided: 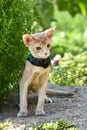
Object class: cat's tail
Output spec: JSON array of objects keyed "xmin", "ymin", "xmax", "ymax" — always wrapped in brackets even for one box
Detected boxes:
[{"xmin": 46, "ymin": 89, "xmax": 74, "ymax": 97}]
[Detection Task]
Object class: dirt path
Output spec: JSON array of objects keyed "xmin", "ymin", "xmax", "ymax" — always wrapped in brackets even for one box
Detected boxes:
[{"xmin": 0, "ymin": 84, "xmax": 87, "ymax": 130}]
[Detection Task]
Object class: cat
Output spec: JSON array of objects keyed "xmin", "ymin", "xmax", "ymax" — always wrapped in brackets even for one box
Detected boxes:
[{"xmin": 17, "ymin": 27, "xmax": 73, "ymax": 117}]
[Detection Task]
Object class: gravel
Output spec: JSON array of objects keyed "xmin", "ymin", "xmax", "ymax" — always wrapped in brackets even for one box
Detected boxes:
[{"xmin": 0, "ymin": 84, "xmax": 87, "ymax": 130}]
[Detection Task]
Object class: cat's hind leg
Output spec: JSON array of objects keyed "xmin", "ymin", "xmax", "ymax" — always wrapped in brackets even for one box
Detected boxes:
[{"xmin": 45, "ymin": 95, "xmax": 53, "ymax": 103}]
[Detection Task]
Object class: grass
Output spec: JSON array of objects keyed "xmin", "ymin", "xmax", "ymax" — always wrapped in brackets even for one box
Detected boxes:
[
  {"xmin": 0, "ymin": 119, "xmax": 77, "ymax": 130},
  {"xmin": 0, "ymin": 121, "xmax": 9, "ymax": 130},
  {"xmin": 29, "ymin": 119, "xmax": 77, "ymax": 130}
]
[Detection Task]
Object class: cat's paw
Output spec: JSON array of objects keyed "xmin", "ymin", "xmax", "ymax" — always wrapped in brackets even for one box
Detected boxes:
[
  {"xmin": 45, "ymin": 96, "xmax": 53, "ymax": 103},
  {"xmin": 17, "ymin": 111, "xmax": 28, "ymax": 117},
  {"xmin": 35, "ymin": 110, "xmax": 45, "ymax": 116}
]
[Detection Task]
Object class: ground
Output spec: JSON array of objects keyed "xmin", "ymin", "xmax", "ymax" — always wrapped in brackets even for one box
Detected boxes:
[{"xmin": 0, "ymin": 84, "xmax": 87, "ymax": 130}]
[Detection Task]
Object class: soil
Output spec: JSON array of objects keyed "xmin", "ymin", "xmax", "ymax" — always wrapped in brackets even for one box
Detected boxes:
[{"xmin": 0, "ymin": 84, "xmax": 87, "ymax": 130}]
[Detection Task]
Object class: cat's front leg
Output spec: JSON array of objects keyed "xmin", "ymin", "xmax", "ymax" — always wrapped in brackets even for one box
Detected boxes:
[
  {"xmin": 36, "ymin": 85, "xmax": 46, "ymax": 116},
  {"xmin": 35, "ymin": 72, "xmax": 49, "ymax": 116},
  {"xmin": 17, "ymin": 81, "xmax": 29, "ymax": 117}
]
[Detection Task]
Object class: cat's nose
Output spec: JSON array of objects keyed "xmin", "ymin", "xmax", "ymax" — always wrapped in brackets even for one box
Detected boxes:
[{"xmin": 44, "ymin": 52, "xmax": 48, "ymax": 56}]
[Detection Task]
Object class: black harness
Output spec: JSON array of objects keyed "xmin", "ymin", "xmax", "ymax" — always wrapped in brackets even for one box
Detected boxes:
[{"xmin": 27, "ymin": 53, "xmax": 51, "ymax": 68}]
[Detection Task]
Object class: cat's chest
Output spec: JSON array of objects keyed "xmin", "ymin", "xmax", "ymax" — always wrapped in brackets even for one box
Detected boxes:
[
  {"xmin": 30, "ymin": 67, "xmax": 50, "ymax": 92},
  {"xmin": 32, "ymin": 67, "xmax": 48, "ymax": 83}
]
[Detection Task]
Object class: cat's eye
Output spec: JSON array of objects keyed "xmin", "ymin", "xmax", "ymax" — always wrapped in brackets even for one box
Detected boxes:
[
  {"xmin": 47, "ymin": 44, "xmax": 50, "ymax": 48},
  {"xmin": 36, "ymin": 46, "xmax": 41, "ymax": 50}
]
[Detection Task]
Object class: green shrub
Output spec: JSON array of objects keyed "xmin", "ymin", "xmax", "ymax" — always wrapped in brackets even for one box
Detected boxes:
[
  {"xmin": 49, "ymin": 52, "xmax": 87, "ymax": 86},
  {"xmin": 0, "ymin": 0, "xmax": 40, "ymax": 103},
  {"xmin": 30, "ymin": 119, "xmax": 77, "ymax": 130},
  {"xmin": 51, "ymin": 12, "xmax": 87, "ymax": 57},
  {"xmin": 0, "ymin": 121, "xmax": 9, "ymax": 130},
  {"xmin": 49, "ymin": 12, "xmax": 87, "ymax": 86}
]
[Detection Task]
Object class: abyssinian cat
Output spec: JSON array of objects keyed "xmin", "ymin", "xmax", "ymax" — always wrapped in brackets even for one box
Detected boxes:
[{"xmin": 17, "ymin": 27, "xmax": 73, "ymax": 117}]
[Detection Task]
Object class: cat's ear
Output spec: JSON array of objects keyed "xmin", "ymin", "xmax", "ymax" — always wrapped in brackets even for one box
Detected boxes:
[
  {"xmin": 22, "ymin": 34, "xmax": 35, "ymax": 47},
  {"xmin": 45, "ymin": 26, "xmax": 56, "ymax": 39}
]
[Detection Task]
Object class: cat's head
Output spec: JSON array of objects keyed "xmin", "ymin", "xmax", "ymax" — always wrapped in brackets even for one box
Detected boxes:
[{"xmin": 22, "ymin": 27, "xmax": 55, "ymax": 59}]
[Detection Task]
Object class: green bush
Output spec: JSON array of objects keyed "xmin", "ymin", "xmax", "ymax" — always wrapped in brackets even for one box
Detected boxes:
[
  {"xmin": 0, "ymin": 0, "xmax": 40, "ymax": 103},
  {"xmin": 0, "ymin": 121, "xmax": 9, "ymax": 130},
  {"xmin": 57, "ymin": 0, "xmax": 87, "ymax": 16},
  {"xmin": 49, "ymin": 12, "xmax": 87, "ymax": 86},
  {"xmin": 49, "ymin": 52, "xmax": 87, "ymax": 86},
  {"xmin": 30, "ymin": 119, "xmax": 77, "ymax": 130},
  {"xmin": 51, "ymin": 12, "xmax": 87, "ymax": 57}
]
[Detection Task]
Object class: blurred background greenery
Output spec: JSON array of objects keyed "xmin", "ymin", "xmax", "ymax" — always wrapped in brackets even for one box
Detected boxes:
[{"xmin": 0, "ymin": 0, "xmax": 87, "ymax": 103}]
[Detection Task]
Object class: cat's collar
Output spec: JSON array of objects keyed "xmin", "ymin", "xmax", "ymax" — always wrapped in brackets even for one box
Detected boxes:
[{"xmin": 27, "ymin": 54, "xmax": 51, "ymax": 68}]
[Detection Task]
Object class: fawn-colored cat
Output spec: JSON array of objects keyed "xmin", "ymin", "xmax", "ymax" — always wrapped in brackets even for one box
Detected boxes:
[{"xmin": 17, "ymin": 27, "xmax": 73, "ymax": 117}]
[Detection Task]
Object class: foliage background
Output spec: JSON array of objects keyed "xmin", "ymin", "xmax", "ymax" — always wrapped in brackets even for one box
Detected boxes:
[
  {"xmin": 0, "ymin": 0, "xmax": 87, "ymax": 103},
  {"xmin": 0, "ymin": 0, "xmax": 40, "ymax": 102}
]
